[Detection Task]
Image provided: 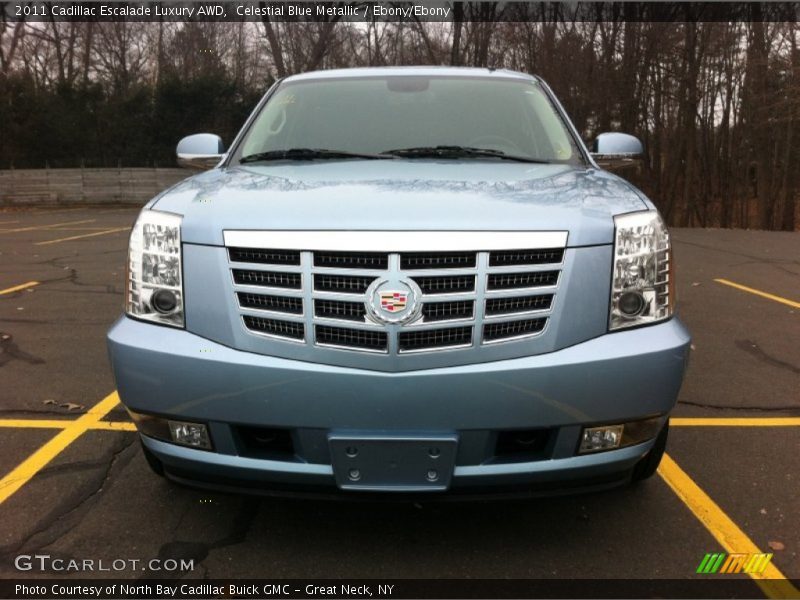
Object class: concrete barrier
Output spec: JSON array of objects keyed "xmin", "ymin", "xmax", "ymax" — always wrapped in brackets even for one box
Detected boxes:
[{"xmin": 0, "ymin": 168, "xmax": 189, "ymax": 206}]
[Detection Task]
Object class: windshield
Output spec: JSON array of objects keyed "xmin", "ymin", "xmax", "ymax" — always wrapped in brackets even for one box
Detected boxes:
[{"xmin": 234, "ymin": 76, "xmax": 583, "ymax": 164}]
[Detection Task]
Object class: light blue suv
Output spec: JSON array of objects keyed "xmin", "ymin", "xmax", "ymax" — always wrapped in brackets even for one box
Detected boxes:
[{"xmin": 107, "ymin": 67, "xmax": 691, "ymax": 497}]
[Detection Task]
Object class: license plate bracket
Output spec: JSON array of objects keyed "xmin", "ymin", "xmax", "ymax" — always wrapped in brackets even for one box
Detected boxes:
[{"xmin": 328, "ymin": 435, "xmax": 458, "ymax": 492}]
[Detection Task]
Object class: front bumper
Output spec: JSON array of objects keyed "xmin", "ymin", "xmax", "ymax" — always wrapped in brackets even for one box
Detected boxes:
[{"xmin": 107, "ymin": 316, "xmax": 690, "ymax": 496}]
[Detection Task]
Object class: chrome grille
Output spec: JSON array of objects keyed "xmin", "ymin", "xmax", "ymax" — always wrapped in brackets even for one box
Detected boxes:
[
  {"xmin": 314, "ymin": 299, "xmax": 366, "ymax": 322},
  {"xmin": 314, "ymin": 274, "xmax": 375, "ymax": 294},
  {"xmin": 422, "ymin": 300, "xmax": 474, "ymax": 322},
  {"xmin": 316, "ymin": 325, "xmax": 388, "ymax": 352},
  {"xmin": 238, "ymin": 292, "xmax": 303, "ymax": 315},
  {"xmin": 489, "ymin": 248, "xmax": 564, "ymax": 267},
  {"xmin": 399, "ymin": 326, "xmax": 472, "ymax": 352},
  {"xmin": 229, "ymin": 247, "xmax": 300, "ymax": 265},
  {"xmin": 487, "ymin": 270, "xmax": 559, "ymax": 290},
  {"xmin": 401, "ymin": 252, "xmax": 476, "ymax": 270},
  {"xmin": 484, "ymin": 318, "xmax": 546, "ymax": 342},
  {"xmin": 412, "ymin": 275, "xmax": 476, "ymax": 295},
  {"xmin": 243, "ymin": 315, "xmax": 304, "ymax": 340},
  {"xmin": 314, "ymin": 251, "xmax": 388, "ymax": 270},
  {"xmin": 233, "ymin": 269, "xmax": 301, "ymax": 289},
  {"xmin": 485, "ymin": 294, "xmax": 553, "ymax": 316},
  {"xmin": 227, "ymin": 236, "xmax": 564, "ymax": 350}
]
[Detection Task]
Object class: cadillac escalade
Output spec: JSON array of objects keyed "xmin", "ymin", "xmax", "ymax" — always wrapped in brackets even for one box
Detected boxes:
[{"xmin": 106, "ymin": 67, "xmax": 691, "ymax": 496}]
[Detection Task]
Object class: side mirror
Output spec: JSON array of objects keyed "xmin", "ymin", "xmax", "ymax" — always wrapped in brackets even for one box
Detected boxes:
[
  {"xmin": 176, "ymin": 133, "xmax": 225, "ymax": 170},
  {"xmin": 590, "ymin": 132, "xmax": 643, "ymax": 169}
]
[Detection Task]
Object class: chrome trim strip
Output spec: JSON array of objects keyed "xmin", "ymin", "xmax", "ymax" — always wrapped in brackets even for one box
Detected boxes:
[
  {"xmin": 484, "ymin": 283, "xmax": 558, "ymax": 294},
  {"xmin": 309, "ymin": 266, "xmax": 389, "ymax": 276},
  {"xmin": 311, "ymin": 292, "xmax": 370, "ymax": 302},
  {"xmin": 398, "ymin": 342, "xmax": 474, "ymax": 354},
  {"xmin": 237, "ymin": 303, "xmax": 305, "ymax": 319},
  {"xmin": 483, "ymin": 307, "xmax": 552, "ymax": 320},
  {"xmin": 314, "ymin": 341, "xmax": 389, "ymax": 354},
  {"xmin": 399, "ymin": 268, "xmax": 479, "ymax": 277},
  {"xmin": 404, "ymin": 317, "xmax": 476, "ymax": 329},
  {"xmin": 312, "ymin": 315, "xmax": 383, "ymax": 329},
  {"xmin": 313, "ymin": 288, "xmax": 371, "ymax": 297},
  {"xmin": 227, "ymin": 261, "xmax": 305, "ymax": 273},
  {"xmin": 224, "ymin": 230, "xmax": 568, "ymax": 252},
  {"xmin": 485, "ymin": 261, "xmax": 564, "ymax": 272},
  {"xmin": 418, "ymin": 294, "xmax": 477, "ymax": 303},
  {"xmin": 418, "ymin": 291, "xmax": 478, "ymax": 299},
  {"xmin": 481, "ymin": 329, "xmax": 547, "ymax": 345}
]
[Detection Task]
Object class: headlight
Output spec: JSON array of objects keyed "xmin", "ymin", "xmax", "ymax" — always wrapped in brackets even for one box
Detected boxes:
[
  {"xmin": 609, "ymin": 210, "xmax": 672, "ymax": 331},
  {"xmin": 126, "ymin": 210, "xmax": 184, "ymax": 328}
]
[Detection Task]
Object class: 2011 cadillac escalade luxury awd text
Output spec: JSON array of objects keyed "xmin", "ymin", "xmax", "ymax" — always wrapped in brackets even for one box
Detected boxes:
[{"xmin": 107, "ymin": 67, "xmax": 691, "ymax": 497}]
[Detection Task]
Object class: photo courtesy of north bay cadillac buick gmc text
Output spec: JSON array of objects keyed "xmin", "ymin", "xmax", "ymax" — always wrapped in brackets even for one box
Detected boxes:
[{"xmin": 107, "ymin": 67, "xmax": 690, "ymax": 496}]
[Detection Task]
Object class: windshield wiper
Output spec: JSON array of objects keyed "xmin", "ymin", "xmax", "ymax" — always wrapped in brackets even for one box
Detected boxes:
[
  {"xmin": 240, "ymin": 148, "xmax": 396, "ymax": 163},
  {"xmin": 380, "ymin": 145, "xmax": 552, "ymax": 164}
]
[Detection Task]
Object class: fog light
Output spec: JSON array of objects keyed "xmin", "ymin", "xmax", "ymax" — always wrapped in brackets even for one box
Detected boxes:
[
  {"xmin": 151, "ymin": 289, "xmax": 178, "ymax": 314},
  {"xmin": 580, "ymin": 425, "xmax": 624, "ymax": 453},
  {"xmin": 168, "ymin": 420, "xmax": 212, "ymax": 449},
  {"xmin": 618, "ymin": 291, "xmax": 646, "ymax": 317}
]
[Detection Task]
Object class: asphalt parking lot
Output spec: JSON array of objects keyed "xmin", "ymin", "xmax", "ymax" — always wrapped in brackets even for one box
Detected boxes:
[{"xmin": 0, "ymin": 207, "xmax": 798, "ymax": 596}]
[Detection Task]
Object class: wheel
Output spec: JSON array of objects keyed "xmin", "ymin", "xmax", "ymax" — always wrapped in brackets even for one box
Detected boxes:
[
  {"xmin": 140, "ymin": 440, "xmax": 165, "ymax": 477},
  {"xmin": 632, "ymin": 420, "xmax": 669, "ymax": 482}
]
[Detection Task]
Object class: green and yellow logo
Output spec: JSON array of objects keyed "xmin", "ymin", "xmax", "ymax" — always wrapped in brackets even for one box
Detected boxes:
[{"xmin": 697, "ymin": 552, "xmax": 774, "ymax": 574}]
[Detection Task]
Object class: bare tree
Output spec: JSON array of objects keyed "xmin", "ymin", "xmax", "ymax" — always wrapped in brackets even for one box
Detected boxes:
[{"xmin": 0, "ymin": 12, "xmax": 798, "ymax": 229}]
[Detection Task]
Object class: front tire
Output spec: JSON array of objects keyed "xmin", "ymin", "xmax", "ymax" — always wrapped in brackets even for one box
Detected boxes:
[{"xmin": 632, "ymin": 420, "xmax": 669, "ymax": 482}]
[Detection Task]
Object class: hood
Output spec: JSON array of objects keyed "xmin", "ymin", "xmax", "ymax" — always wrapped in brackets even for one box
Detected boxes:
[{"xmin": 153, "ymin": 161, "xmax": 647, "ymax": 247}]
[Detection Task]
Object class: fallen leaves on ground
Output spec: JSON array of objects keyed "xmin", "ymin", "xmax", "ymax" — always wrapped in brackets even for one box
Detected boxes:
[{"xmin": 768, "ymin": 541, "xmax": 785, "ymax": 551}]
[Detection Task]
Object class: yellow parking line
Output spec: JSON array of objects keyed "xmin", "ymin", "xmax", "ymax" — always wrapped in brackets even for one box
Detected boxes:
[
  {"xmin": 34, "ymin": 226, "xmax": 130, "ymax": 246},
  {"xmin": 0, "ymin": 392, "xmax": 120, "ymax": 505},
  {"xmin": 0, "ymin": 419, "xmax": 72, "ymax": 429},
  {"xmin": 90, "ymin": 421, "xmax": 137, "ymax": 432},
  {"xmin": 672, "ymin": 418, "xmax": 800, "ymax": 427},
  {"xmin": 0, "ymin": 218, "xmax": 96, "ymax": 233},
  {"xmin": 0, "ymin": 419, "xmax": 135, "ymax": 431},
  {"xmin": 659, "ymin": 454, "xmax": 798, "ymax": 599},
  {"xmin": 0, "ymin": 281, "xmax": 39, "ymax": 295},
  {"xmin": 715, "ymin": 278, "xmax": 800, "ymax": 310}
]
